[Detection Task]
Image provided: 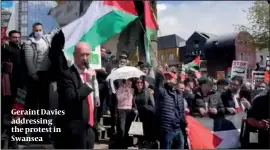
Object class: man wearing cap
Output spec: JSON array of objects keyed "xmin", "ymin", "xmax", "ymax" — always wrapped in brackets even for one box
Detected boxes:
[
  {"xmin": 155, "ymin": 66, "xmax": 186, "ymax": 149},
  {"xmin": 192, "ymin": 77, "xmax": 225, "ymax": 117}
]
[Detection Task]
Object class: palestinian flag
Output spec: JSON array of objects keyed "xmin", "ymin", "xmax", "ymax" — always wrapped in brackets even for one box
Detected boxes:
[
  {"xmin": 144, "ymin": 1, "xmax": 158, "ymax": 65},
  {"xmin": 61, "ymin": 1, "xmax": 138, "ymax": 65},
  {"xmin": 187, "ymin": 112, "xmax": 247, "ymax": 148},
  {"xmin": 185, "ymin": 56, "xmax": 200, "ymax": 70},
  {"xmin": 182, "ymin": 56, "xmax": 201, "ymax": 78}
]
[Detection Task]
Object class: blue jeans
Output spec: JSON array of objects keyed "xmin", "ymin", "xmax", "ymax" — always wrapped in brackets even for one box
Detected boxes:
[{"xmin": 159, "ymin": 129, "xmax": 185, "ymax": 149}]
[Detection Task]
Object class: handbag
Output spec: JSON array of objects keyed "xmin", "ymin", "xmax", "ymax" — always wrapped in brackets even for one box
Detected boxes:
[{"xmin": 128, "ymin": 114, "xmax": 144, "ymax": 136}]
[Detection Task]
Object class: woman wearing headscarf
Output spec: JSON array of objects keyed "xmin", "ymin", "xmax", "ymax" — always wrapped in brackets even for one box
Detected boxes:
[{"xmin": 133, "ymin": 78, "xmax": 156, "ymax": 147}]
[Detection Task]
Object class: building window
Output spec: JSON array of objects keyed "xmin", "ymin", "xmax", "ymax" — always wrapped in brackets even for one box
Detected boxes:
[
  {"xmin": 194, "ymin": 40, "xmax": 199, "ymax": 48},
  {"xmin": 21, "ymin": 14, "xmax": 27, "ymax": 24},
  {"xmin": 196, "ymin": 50, "xmax": 202, "ymax": 55},
  {"xmin": 260, "ymin": 55, "xmax": 263, "ymax": 65},
  {"xmin": 21, "ymin": 2, "xmax": 28, "ymax": 12},
  {"xmin": 161, "ymin": 55, "xmax": 164, "ymax": 61},
  {"xmin": 248, "ymin": 53, "xmax": 252, "ymax": 65},
  {"xmin": 169, "ymin": 54, "xmax": 174, "ymax": 61},
  {"xmin": 240, "ymin": 53, "xmax": 243, "ymax": 60},
  {"xmin": 20, "ymin": 27, "xmax": 27, "ymax": 37}
]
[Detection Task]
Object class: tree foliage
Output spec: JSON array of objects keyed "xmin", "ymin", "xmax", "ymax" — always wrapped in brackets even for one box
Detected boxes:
[{"xmin": 234, "ymin": 1, "xmax": 270, "ymax": 50}]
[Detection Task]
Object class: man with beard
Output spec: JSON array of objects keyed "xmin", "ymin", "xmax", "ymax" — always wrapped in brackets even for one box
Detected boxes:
[
  {"xmin": 155, "ymin": 66, "xmax": 186, "ymax": 149},
  {"xmin": 2, "ymin": 30, "xmax": 24, "ymax": 113},
  {"xmin": 221, "ymin": 76, "xmax": 251, "ymax": 114},
  {"xmin": 1, "ymin": 30, "xmax": 24, "ymax": 148}
]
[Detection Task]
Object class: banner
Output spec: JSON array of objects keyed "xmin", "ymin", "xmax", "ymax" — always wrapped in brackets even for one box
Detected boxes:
[
  {"xmin": 189, "ymin": 112, "xmax": 247, "ymax": 148},
  {"xmin": 231, "ymin": 60, "xmax": 248, "ymax": 81}
]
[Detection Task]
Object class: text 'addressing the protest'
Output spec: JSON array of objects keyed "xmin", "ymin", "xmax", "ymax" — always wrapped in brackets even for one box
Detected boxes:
[{"xmin": 10, "ymin": 109, "xmax": 65, "ymax": 142}]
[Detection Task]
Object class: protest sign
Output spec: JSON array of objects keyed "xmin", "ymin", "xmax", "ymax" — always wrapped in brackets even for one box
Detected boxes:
[
  {"xmin": 252, "ymin": 71, "xmax": 265, "ymax": 87},
  {"xmin": 231, "ymin": 60, "xmax": 248, "ymax": 80},
  {"xmin": 216, "ymin": 71, "xmax": 225, "ymax": 80}
]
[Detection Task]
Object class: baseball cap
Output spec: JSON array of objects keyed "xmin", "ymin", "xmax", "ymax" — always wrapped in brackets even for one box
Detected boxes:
[{"xmin": 164, "ymin": 72, "xmax": 177, "ymax": 79}]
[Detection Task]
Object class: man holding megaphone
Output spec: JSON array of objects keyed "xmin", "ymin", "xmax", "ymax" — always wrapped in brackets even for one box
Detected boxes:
[{"xmin": 55, "ymin": 42, "xmax": 99, "ymax": 149}]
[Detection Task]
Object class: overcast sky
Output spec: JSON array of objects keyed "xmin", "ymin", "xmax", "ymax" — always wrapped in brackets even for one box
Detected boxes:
[{"xmin": 157, "ymin": 1, "xmax": 253, "ymax": 40}]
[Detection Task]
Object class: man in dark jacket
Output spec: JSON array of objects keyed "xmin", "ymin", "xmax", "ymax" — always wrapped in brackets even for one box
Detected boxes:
[
  {"xmin": 55, "ymin": 42, "xmax": 97, "ymax": 149},
  {"xmin": 221, "ymin": 76, "xmax": 250, "ymax": 114},
  {"xmin": 2, "ymin": 30, "xmax": 24, "ymax": 112},
  {"xmin": 1, "ymin": 30, "xmax": 24, "ymax": 149},
  {"xmin": 155, "ymin": 66, "xmax": 186, "ymax": 149},
  {"xmin": 183, "ymin": 78, "xmax": 195, "ymax": 111},
  {"xmin": 247, "ymin": 90, "xmax": 269, "ymax": 149},
  {"xmin": 192, "ymin": 78, "xmax": 225, "ymax": 117},
  {"xmin": 216, "ymin": 79, "xmax": 229, "ymax": 93}
]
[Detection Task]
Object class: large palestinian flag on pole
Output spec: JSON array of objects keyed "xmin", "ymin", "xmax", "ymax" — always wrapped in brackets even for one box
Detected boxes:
[
  {"xmin": 144, "ymin": 1, "xmax": 158, "ymax": 66},
  {"xmin": 53, "ymin": 1, "xmax": 138, "ymax": 68}
]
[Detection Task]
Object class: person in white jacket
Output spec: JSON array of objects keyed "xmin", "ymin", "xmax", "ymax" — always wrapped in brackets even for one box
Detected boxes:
[{"xmin": 23, "ymin": 22, "xmax": 59, "ymax": 144}]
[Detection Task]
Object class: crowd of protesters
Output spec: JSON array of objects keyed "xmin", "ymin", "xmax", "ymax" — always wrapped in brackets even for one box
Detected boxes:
[{"xmin": 1, "ymin": 23, "xmax": 269, "ymax": 149}]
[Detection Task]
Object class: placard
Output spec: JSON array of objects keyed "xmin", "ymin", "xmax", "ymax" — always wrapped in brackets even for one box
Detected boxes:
[
  {"xmin": 252, "ymin": 71, "xmax": 265, "ymax": 87},
  {"xmin": 216, "ymin": 71, "xmax": 225, "ymax": 80},
  {"xmin": 231, "ymin": 60, "xmax": 248, "ymax": 81}
]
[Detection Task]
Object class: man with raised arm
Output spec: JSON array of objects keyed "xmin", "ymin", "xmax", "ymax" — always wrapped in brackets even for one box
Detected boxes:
[{"xmin": 55, "ymin": 42, "xmax": 99, "ymax": 149}]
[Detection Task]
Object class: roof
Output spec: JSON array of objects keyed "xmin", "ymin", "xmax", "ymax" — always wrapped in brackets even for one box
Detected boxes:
[
  {"xmin": 158, "ymin": 34, "xmax": 186, "ymax": 50},
  {"xmin": 204, "ymin": 33, "xmax": 238, "ymax": 50},
  {"xmin": 196, "ymin": 31, "xmax": 218, "ymax": 39}
]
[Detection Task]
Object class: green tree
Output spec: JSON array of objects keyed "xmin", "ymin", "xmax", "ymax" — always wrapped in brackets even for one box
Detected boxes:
[{"xmin": 234, "ymin": 1, "xmax": 270, "ymax": 50}]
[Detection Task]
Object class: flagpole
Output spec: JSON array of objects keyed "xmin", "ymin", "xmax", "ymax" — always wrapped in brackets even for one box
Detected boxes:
[{"xmin": 79, "ymin": 0, "xmax": 83, "ymax": 16}]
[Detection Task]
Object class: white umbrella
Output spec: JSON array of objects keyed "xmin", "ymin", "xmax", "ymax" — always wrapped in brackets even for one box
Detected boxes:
[{"xmin": 106, "ymin": 66, "xmax": 146, "ymax": 82}]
